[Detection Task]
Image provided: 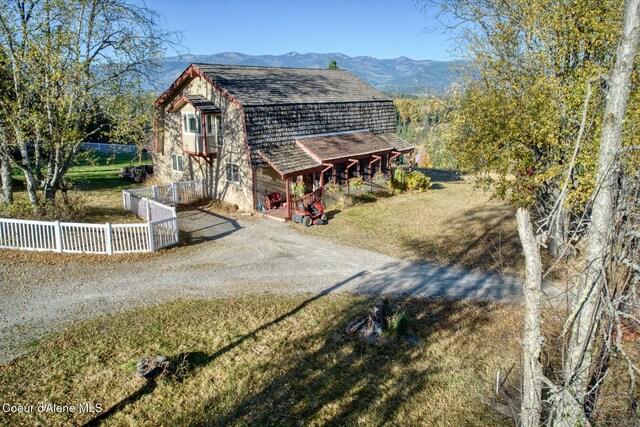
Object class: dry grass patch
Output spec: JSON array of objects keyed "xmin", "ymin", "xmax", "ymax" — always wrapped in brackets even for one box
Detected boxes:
[
  {"xmin": 297, "ymin": 174, "xmax": 523, "ymax": 274},
  {"xmin": 0, "ymin": 295, "xmax": 528, "ymax": 426}
]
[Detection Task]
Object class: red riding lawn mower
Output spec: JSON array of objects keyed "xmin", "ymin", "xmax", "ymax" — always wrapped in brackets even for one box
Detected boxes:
[{"xmin": 292, "ymin": 200, "xmax": 328, "ymax": 226}]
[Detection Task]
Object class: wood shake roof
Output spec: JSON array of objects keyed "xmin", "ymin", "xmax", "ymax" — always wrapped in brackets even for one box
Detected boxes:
[
  {"xmin": 244, "ymin": 102, "xmax": 397, "ymax": 166},
  {"xmin": 258, "ymin": 130, "xmax": 415, "ymax": 177},
  {"xmin": 158, "ymin": 64, "xmax": 414, "ymax": 170},
  {"xmin": 183, "ymin": 94, "xmax": 221, "ymax": 113},
  {"xmin": 258, "ymin": 145, "xmax": 321, "ymax": 177},
  {"xmin": 296, "ymin": 131, "xmax": 393, "ymax": 161},
  {"xmin": 194, "ymin": 64, "xmax": 390, "ymax": 105}
]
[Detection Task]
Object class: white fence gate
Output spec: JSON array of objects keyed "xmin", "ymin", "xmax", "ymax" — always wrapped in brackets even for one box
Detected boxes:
[{"xmin": 0, "ymin": 179, "xmax": 204, "ymax": 255}]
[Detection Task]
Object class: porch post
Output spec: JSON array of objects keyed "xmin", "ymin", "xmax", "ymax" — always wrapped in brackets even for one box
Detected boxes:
[{"xmin": 285, "ymin": 178, "xmax": 291, "ymax": 220}]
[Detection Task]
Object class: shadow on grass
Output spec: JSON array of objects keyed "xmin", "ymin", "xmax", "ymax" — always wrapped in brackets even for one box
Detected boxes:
[
  {"xmin": 206, "ymin": 297, "xmax": 505, "ymax": 425},
  {"xmin": 419, "ymin": 168, "xmax": 462, "ymax": 183},
  {"xmin": 82, "ymin": 272, "xmax": 508, "ymax": 426},
  {"xmin": 401, "ymin": 204, "xmax": 521, "ymax": 273}
]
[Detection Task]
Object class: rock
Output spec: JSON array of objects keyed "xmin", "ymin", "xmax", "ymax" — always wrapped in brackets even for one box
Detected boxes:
[{"xmin": 136, "ymin": 355, "xmax": 174, "ymax": 380}]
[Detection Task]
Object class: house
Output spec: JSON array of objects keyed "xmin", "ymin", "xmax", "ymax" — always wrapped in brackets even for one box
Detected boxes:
[{"xmin": 153, "ymin": 63, "xmax": 413, "ymax": 219}]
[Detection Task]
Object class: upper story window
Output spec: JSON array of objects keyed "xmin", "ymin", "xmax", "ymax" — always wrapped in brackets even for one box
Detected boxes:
[
  {"xmin": 205, "ymin": 114, "xmax": 223, "ymax": 146},
  {"xmin": 182, "ymin": 113, "xmax": 200, "ymax": 134}
]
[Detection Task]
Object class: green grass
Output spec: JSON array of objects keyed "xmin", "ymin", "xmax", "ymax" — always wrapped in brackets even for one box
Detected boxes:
[
  {"xmin": 66, "ymin": 150, "xmax": 151, "ymax": 192},
  {"xmin": 10, "ymin": 150, "xmax": 150, "ymax": 193},
  {"xmin": 6, "ymin": 150, "xmax": 150, "ymax": 222},
  {"xmin": 0, "ymin": 294, "xmax": 526, "ymax": 426}
]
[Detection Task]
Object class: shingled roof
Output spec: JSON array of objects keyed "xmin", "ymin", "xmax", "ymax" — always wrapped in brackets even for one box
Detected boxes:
[
  {"xmin": 258, "ymin": 145, "xmax": 321, "ymax": 177},
  {"xmin": 296, "ymin": 131, "xmax": 393, "ymax": 161},
  {"xmin": 183, "ymin": 94, "xmax": 221, "ymax": 113},
  {"xmin": 244, "ymin": 102, "xmax": 397, "ymax": 167},
  {"xmin": 193, "ymin": 64, "xmax": 390, "ymax": 105}
]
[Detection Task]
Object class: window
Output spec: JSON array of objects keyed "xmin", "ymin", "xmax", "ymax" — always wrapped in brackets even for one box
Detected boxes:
[
  {"xmin": 182, "ymin": 113, "xmax": 200, "ymax": 134},
  {"xmin": 172, "ymin": 154, "xmax": 184, "ymax": 172},
  {"xmin": 225, "ymin": 163, "xmax": 239, "ymax": 183},
  {"xmin": 205, "ymin": 114, "xmax": 223, "ymax": 147}
]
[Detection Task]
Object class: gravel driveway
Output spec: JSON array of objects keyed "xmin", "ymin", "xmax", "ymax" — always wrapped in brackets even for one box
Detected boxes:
[{"xmin": 0, "ymin": 207, "xmax": 561, "ymax": 364}]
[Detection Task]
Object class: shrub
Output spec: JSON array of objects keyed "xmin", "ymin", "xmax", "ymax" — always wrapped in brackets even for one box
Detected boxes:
[
  {"xmin": 387, "ymin": 311, "xmax": 409, "ymax": 337},
  {"xmin": 0, "ymin": 197, "xmax": 86, "ymax": 221},
  {"xmin": 292, "ymin": 180, "xmax": 306, "ymax": 198},
  {"xmin": 349, "ymin": 176, "xmax": 364, "ymax": 189},
  {"xmin": 405, "ymin": 171, "xmax": 432, "ymax": 192},
  {"xmin": 390, "ymin": 168, "xmax": 407, "ymax": 191},
  {"xmin": 352, "ymin": 191, "xmax": 376, "ymax": 204},
  {"xmin": 373, "ymin": 171, "xmax": 388, "ymax": 185},
  {"xmin": 324, "ymin": 182, "xmax": 341, "ymax": 193}
]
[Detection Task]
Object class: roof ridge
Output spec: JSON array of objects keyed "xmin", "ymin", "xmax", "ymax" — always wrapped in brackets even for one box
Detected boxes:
[{"xmin": 193, "ymin": 63, "xmax": 351, "ymax": 72}]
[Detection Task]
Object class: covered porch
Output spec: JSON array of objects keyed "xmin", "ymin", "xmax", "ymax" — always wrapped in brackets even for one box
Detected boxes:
[{"xmin": 256, "ymin": 130, "xmax": 413, "ymax": 221}]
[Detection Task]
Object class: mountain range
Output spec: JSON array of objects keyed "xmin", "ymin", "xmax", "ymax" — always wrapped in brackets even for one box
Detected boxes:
[{"xmin": 157, "ymin": 52, "xmax": 468, "ymax": 96}]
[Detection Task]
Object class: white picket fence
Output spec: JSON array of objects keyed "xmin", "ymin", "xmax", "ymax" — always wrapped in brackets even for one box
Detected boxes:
[
  {"xmin": 0, "ymin": 179, "xmax": 205, "ymax": 255},
  {"xmin": 123, "ymin": 179, "xmax": 206, "ymax": 209},
  {"xmin": 0, "ymin": 216, "xmax": 178, "ymax": 254}
]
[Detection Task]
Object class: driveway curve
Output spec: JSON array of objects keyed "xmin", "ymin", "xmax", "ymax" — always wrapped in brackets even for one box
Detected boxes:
[{"xmin": 0, "ymin": 207, "xmax": 561, "ymax": 364}]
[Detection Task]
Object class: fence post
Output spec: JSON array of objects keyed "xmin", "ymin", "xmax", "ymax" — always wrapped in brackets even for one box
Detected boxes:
[
  {"xmin": 152, "ymin": 185, "xmax": 158, "ymax": 201},
  {"xmin": 105, "ymin": 223, "xmax": 113, "ymax": 255},
  {"xmin": 201, "ymin": 178, "xmax": 205, "ymax": 198},
  {"xmin": 172, "ymin": 207, "xmax": 179, "ymax": 243},
  {"xmin": 147, "ymin": 221, "xmax": 155, "ymax": 252},
  {"xmin": 54, "ymin": 220, "xmax": 63, "ymax": 253},
  {"xmin": 172, "ymin": 182, "xmax": 178, "ymax": 204},
  {"xmin": 145, "ymin": 197, "xmax": 152, "ymax": 221}
]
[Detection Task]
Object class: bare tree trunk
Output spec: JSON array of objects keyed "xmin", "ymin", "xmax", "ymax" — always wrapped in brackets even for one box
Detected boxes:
[
  {"xmin": 554, "ymin": 0, "xmax": 640, "ymax": 424},
  {"xmin": 16, "ymin": 139, "xmax": 39, "ymax": 206},
  {"xmin": 517, "ymin": 207, "xmax": 544, "ymax": 426},
  {"xmin": 0, "ymin": 150, "xmax": 13, "ymax": 204}
]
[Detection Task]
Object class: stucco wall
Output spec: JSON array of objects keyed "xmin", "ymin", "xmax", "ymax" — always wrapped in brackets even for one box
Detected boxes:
[{"xmin": 154, "ymin": 76, "xmax": 254, "ymax": 210}]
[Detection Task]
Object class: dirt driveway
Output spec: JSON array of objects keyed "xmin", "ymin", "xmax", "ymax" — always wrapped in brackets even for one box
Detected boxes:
[{"xmin": 0, "ymin": 207, "xmax": 561, "ymax": 364}]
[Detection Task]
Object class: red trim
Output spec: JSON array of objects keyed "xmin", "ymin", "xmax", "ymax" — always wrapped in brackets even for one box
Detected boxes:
[
  {"xmin": 285, "ymin": 179, "xmax": 291, "ymax": 219},
  {"xmin": 368, "ymin": 155, "xmax": 382, "ymax": 178},
  {"xmin": 319, "ymin": 163, "xmax": 333, "ymax": 187},
  {"xmin": 201, "ymin": 111, "xmax": 208, "ymax": 154}
]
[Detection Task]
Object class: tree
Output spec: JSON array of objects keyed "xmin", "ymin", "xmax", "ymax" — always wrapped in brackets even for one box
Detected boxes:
[
  {"xmin": 424, "ymin": 0, "xmax": 639, "ymax": 424},
  {"xmin": 328, "ymin": 59, "xmax": 339, "ymax": 70},
  {"xmin": 552, "ymin": 0, "xmax": 640, "ymax": 422},
  {"xmin": 0, "ymin": 0, "xmax": 174, "ymax": 207}
]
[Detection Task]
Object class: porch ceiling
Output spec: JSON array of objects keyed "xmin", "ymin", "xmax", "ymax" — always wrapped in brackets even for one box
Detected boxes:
[{"xmin": 258, "ymin": 144, "xmax": 321, "ymax": 178}]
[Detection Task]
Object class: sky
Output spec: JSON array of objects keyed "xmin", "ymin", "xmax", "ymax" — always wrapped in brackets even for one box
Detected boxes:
[{"xmin": 150, "ymin": 0, "xmax": 455, "ymax": 61}]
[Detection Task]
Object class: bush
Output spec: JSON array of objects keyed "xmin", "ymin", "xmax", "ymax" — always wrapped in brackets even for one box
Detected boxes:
[
  {"xmin": 405, "ymin": 171, "xmax": 432, "ymax": 192},
  {"xmin": 0, "ymin": 197, "xmax": 86, "ymax": 221},
  {"xmin": 324, "ymin": 182, "xmax": 341, "ymax": 193},
  {"xmin": 373, "ymin": 171, "xmax": 388, "ymax": 185},
  {"xmin": 352, "ymin": 191, "xmax": 376, "ymax": 204},
  {"xmin": 349, "ymin": 176, "xmax": 364, "ymax": 189},
  {"xmin": 387, "ymin": 311, "xmax": 409, "ymax": 337},
  {"xmin": 390, "ymin": 168, "xmax": 407, "ymax": 191},
  {"xmin": 292, "ymin": 180, "xmax": 306, "ymax": 198}
]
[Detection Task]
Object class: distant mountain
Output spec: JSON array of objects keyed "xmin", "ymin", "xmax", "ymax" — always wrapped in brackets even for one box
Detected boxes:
[{"xmin": 154, "ymin": 52, "xmax": 469, "ymax": 96}]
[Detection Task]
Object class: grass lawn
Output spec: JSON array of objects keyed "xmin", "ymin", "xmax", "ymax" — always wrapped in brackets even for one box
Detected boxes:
[
  {"xmin": 0, "ymin": 295, "xmax": 527, "ymax": 426},
  {"xmin": 5, "ymin": 150, "xmax": 150, "ymax": 223},
  {"xmin": 0, "ymin": 294, "xmax": 633, "ymax": 426},
  {"xmin": 296, "ymin": 170, "xmax": 524, "ymax": 274}
]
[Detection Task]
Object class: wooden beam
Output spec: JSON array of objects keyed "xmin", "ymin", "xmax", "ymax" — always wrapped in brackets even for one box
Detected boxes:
[{"xmin": 285, "ymin": 179, "xmax": 291, "ymax": 220}]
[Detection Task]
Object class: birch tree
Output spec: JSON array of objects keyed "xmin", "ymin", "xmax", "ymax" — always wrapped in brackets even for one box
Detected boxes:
[
  {"xmin": 0, "ymin": 0, "xmax": 174, "ymax": 206},
  {"xmin": 423, "ymin": 0, "xmax": 639, "ymax": 423}
]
